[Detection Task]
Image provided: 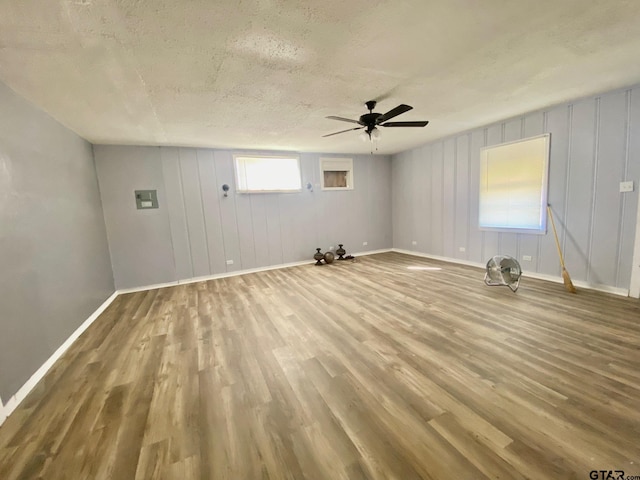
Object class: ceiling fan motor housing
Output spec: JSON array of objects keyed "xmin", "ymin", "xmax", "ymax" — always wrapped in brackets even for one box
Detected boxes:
[
  {"xmin": 360, "ymin": 113, "xmax": 382, "ymax": 132},
  {"xmin": 361, "ymin": 100, "xmax": 380, "ymax": 132}
]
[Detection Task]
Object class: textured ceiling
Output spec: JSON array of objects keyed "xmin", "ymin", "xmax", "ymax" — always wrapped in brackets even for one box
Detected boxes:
[{"xmin": 1, "ymin": 1, "xmax": 640, "ymax": 155}]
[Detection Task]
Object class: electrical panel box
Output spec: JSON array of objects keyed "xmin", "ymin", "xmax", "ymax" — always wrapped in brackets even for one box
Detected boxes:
[{"xmin": 135, "ymin": 190, "xmax": 158, "ymax": 209}]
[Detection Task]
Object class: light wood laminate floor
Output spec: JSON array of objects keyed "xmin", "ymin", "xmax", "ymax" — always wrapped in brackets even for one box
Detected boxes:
[{"xmin": 1, "ymin": 252, "xmax": 639, "ymax": 479}]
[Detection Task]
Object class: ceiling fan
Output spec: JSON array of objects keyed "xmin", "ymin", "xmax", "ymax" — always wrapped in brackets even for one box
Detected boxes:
[{"xmin": 323, "ymin": 100, "xmax": 429, "ymax": 140}]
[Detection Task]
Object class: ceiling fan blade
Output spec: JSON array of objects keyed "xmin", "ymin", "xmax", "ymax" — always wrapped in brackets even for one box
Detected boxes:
[
  {"xmin": 381, "ymin": 121, "xmax": 429, "ymax": 127},
  {"xmin": 322, "ymin": 127, "xmax": 364, "ymax": 137},
  {"xmin": 326, "ymin": 115, "xmax": 362, "ymax": 125},
  {"xmin": 376, "ymin": 104, "xmax": 413, "ymax": 124}
]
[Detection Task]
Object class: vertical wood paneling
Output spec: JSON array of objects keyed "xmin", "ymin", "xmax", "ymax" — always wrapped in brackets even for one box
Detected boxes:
[
  {"xmin": 401, "ymin": 151, "xmax": 414, "ymax": 251},
  {"xmin": 482, "ymin": 125, "xmax": 502, "ymax": 260},
  {"xmin": 564, "ymin": 99, "xmax": 597, "ymax": 282},
  {"xmin": 213, "ymin": 150, "xmax": 242, "ymax": 272},
  {"xmin": 277, "ymin": 193, "xmax": 299, "ymax": 263},
  {"xmin": 538, "ymin": 106, "xmax": 570, "ymax": 276},
  {"xmin": 365, "ymin": 156, "xmax": 379, "ymax": 251},
  {"xmin": 344, "ymin": 156, "xmax": 366, "ymax": 251},
  {"xmin": 524, "ymin": 112, "xmax": 545, "ymax": 138},
  {"xmin": 359, "ymin": 155, "xmax": 374, "ymax": 249},
  {"xmin": 178, "ymin": 148, "xmax": 211, "ymax": 277},
  {"xmin": 234, "ymin": 190, "xmax": 257, "ymax": 270},
  {"xmin": 196, "ymin": 149, "xmax": 227, "ymax": 274},
  {"xmin": 294, "ymin": 153, "xmax": 319, "ymax": 257},
  {"xmin": 590, "ymin": 91, "xmax": 627, "ymax": 286},
  {"xmin": 321, "ymin": 189, "xmax": 349, "ymax": 252},
  {"xmin": 317, "ymin": 156, "xmax": 346, "ymax": 251},
  {"xmin": 391, "ymin": 152, "xmax": 402, "ymax": 249},
  {"xmin": 299, "ymin": 153, "xmax": 320, "ymax": 251},
  {"xmin": 315, "ymin": 161, "xmax": 331, "ymax": 253},
  {"xmin": 263, "ymin": 195, "xmax": 284, "ymax": 266},
  {"xmin": 500, "ymin": 119, "xmax": 523, "ymax": 258},
  {"xmin": 415, "ymin": 145, "xmax": 432, "ymax": 252},
  {"xmin": 504, "ymin": 118, "xmax": 522, "ymax": 142},
  {"xmin": 408, "ymin": 148, "xmax": 421, "ymax": 249},
  {"xmin": 454, "ymin": 135, "xmax": 469, "ymax": 260},
  {"xmin": 468, "ymin": 130, "xmax": 485, "ymax": 263},
  {"xmin": 100, "ymin": 146, "xmax": 393, "ymax": 288},
  {"xmin": 520, "ymin": 112, "xmax": 545, "ymax": 270},
  {"xmin": 249, "ymin": 195, "xmax": 270, "ymax": 266},
  {"xmin": 430, "ymin": 143, "xmax": 444, "ymax": 256},
  {"xmin": 161, "ymin": 147, "xmax": 193, "ymax": 280},
  {"xmin": 371, "ymin": 155, "xmax": 393, "ymax": 251},
  {"xmin": 279, "ymin": 155, "xmax": 318, "ymax": 262},
  {"xmin": 392, "ymin": 152, "xmax": 411, "ymax": 250},
  {"xmin": 619, "ymin": 88, "xmax": 640, "ymax": 288},
  {"xmin": 442, "ymin": 139, "xmax": 456, "ymax": 258},
  {"xmin": 390, "ymin": 85, "xmax": 640, "ymax": 292},
  {"xmin": 94, "ymin": 146, "xmax": 175, "ymax": 290}
]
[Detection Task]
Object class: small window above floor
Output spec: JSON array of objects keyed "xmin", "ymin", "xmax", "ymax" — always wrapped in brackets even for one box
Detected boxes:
[
  {"xmin": 234, "ymin": 155, "xmax": 302, "ymax": 193},
  {"xmin": 320, "ymin": 157, "xmax": 354, "ymax": 191}
]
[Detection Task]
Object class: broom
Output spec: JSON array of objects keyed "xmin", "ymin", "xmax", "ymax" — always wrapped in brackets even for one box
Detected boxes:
[{"xmin": 547, "ymin": 205, "xmax": 577, "ymax": 293}]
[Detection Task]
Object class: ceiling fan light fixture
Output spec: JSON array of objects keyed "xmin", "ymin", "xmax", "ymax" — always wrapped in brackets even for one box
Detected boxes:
[
  {"xmin": 371, "ymin": 127, "xmax": 381, "ymax": 140},
  {"xmin": 359, "ymin": 130, "xmax": 369, "ymax": 142}
]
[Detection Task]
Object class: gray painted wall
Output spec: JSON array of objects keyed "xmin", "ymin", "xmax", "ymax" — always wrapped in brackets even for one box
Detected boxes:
[
  {"xmin": 94, "ymin": 146, "xmax": 392, "ymax": 290},
  {"xmin": 0, "ymin": 81, "xmax": 114, "ymax": 401},
  {"xmin": 392, "ymin": 87, "xmax": 640, "ymax": 291}
]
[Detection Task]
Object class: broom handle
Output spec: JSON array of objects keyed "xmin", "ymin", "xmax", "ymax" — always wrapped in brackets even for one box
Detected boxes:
[{"xmin": 547, "ymin": 205, "xmax": 566, "ymax": 269}]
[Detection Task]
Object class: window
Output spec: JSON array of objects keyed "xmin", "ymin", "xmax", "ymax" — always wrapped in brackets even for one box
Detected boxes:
[
  {"xmin": 320, "ymin": 157, "xmax": 354, "ymax": 190},
  {"xmin": 234, "ymin": 155, "xmax": 302, "ymax": 193},
  {"xmin": 479, "ymin": 134, "xmax": 550, "ymax": 234}
]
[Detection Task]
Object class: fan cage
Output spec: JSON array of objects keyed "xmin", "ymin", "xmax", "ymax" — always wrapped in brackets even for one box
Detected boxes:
[{"xmin": 484, "ymin": 255, "xmax": 522, "ymax": 292}]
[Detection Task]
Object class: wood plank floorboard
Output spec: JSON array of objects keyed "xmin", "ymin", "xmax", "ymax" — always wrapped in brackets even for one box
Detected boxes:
[{"xmin": 1, "ymin": 252, "xmax": 639, "ymax": 479}]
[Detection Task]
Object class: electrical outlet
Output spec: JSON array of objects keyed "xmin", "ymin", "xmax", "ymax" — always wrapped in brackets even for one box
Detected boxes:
[
  {"xmin": 363, "ymin": 241, "xmax": 368, "ymax": 246},
  {"xmin": 522, "ymin": 255, "xmax": 532, "ymax": 261},
  {"xmin": 620, "ymin": 181, "xmax": 634, "ymax": 193},
  {"xmin": 226, "ymin": 260, "xmax": 234, "ymax": 265},
  {"xmin": 412, "ymin": 240, "xmax": 417, "ymax": 245},
  {"xmin": 459, "ymin": 247, "xmax": 466, "ymax": 252}
]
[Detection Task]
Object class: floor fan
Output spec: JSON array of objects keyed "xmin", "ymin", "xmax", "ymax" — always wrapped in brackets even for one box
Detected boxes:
[{"xmin": 484, "ymin": 255, "xmax": 522, "ymax": 292}]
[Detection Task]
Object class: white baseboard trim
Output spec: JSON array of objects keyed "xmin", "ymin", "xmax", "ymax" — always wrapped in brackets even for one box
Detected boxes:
[
  {"xmin": 116, "ymin": 260, "xmax": 315, "ymax": 294},
  {"xmin": 391, "ymin": 248, "xmax": 630, "ymax": 297},
  {"xmin": 0, "ymin": 291, "xmax": 119, "ymax": 428},
  {"xmin": 522, "ymin": 271, "xmax": 629, "ymax": 297},
  {"xmin": 116, "ymin": 248, "xmax": 393, "ymax": 295},
  {"xmin": 353, "ymin": 248, "xmax": 394, "ymax": 257},
  {"xmin": 392, "ymin": 248, "xmax": 486, "ymax": 269}
]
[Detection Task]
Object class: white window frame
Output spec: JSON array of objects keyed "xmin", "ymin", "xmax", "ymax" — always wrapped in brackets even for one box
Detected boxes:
[
  {"xmin": 478, "ymin": 134, "xmax": 550, "ymax": 234},
  {"xmin": 320, "ymin": 157, "xmax": 354, "ymax": 191},
  {"xmin": 233, "ymin": 154, "xmax": 302, "ymax": 193}
]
